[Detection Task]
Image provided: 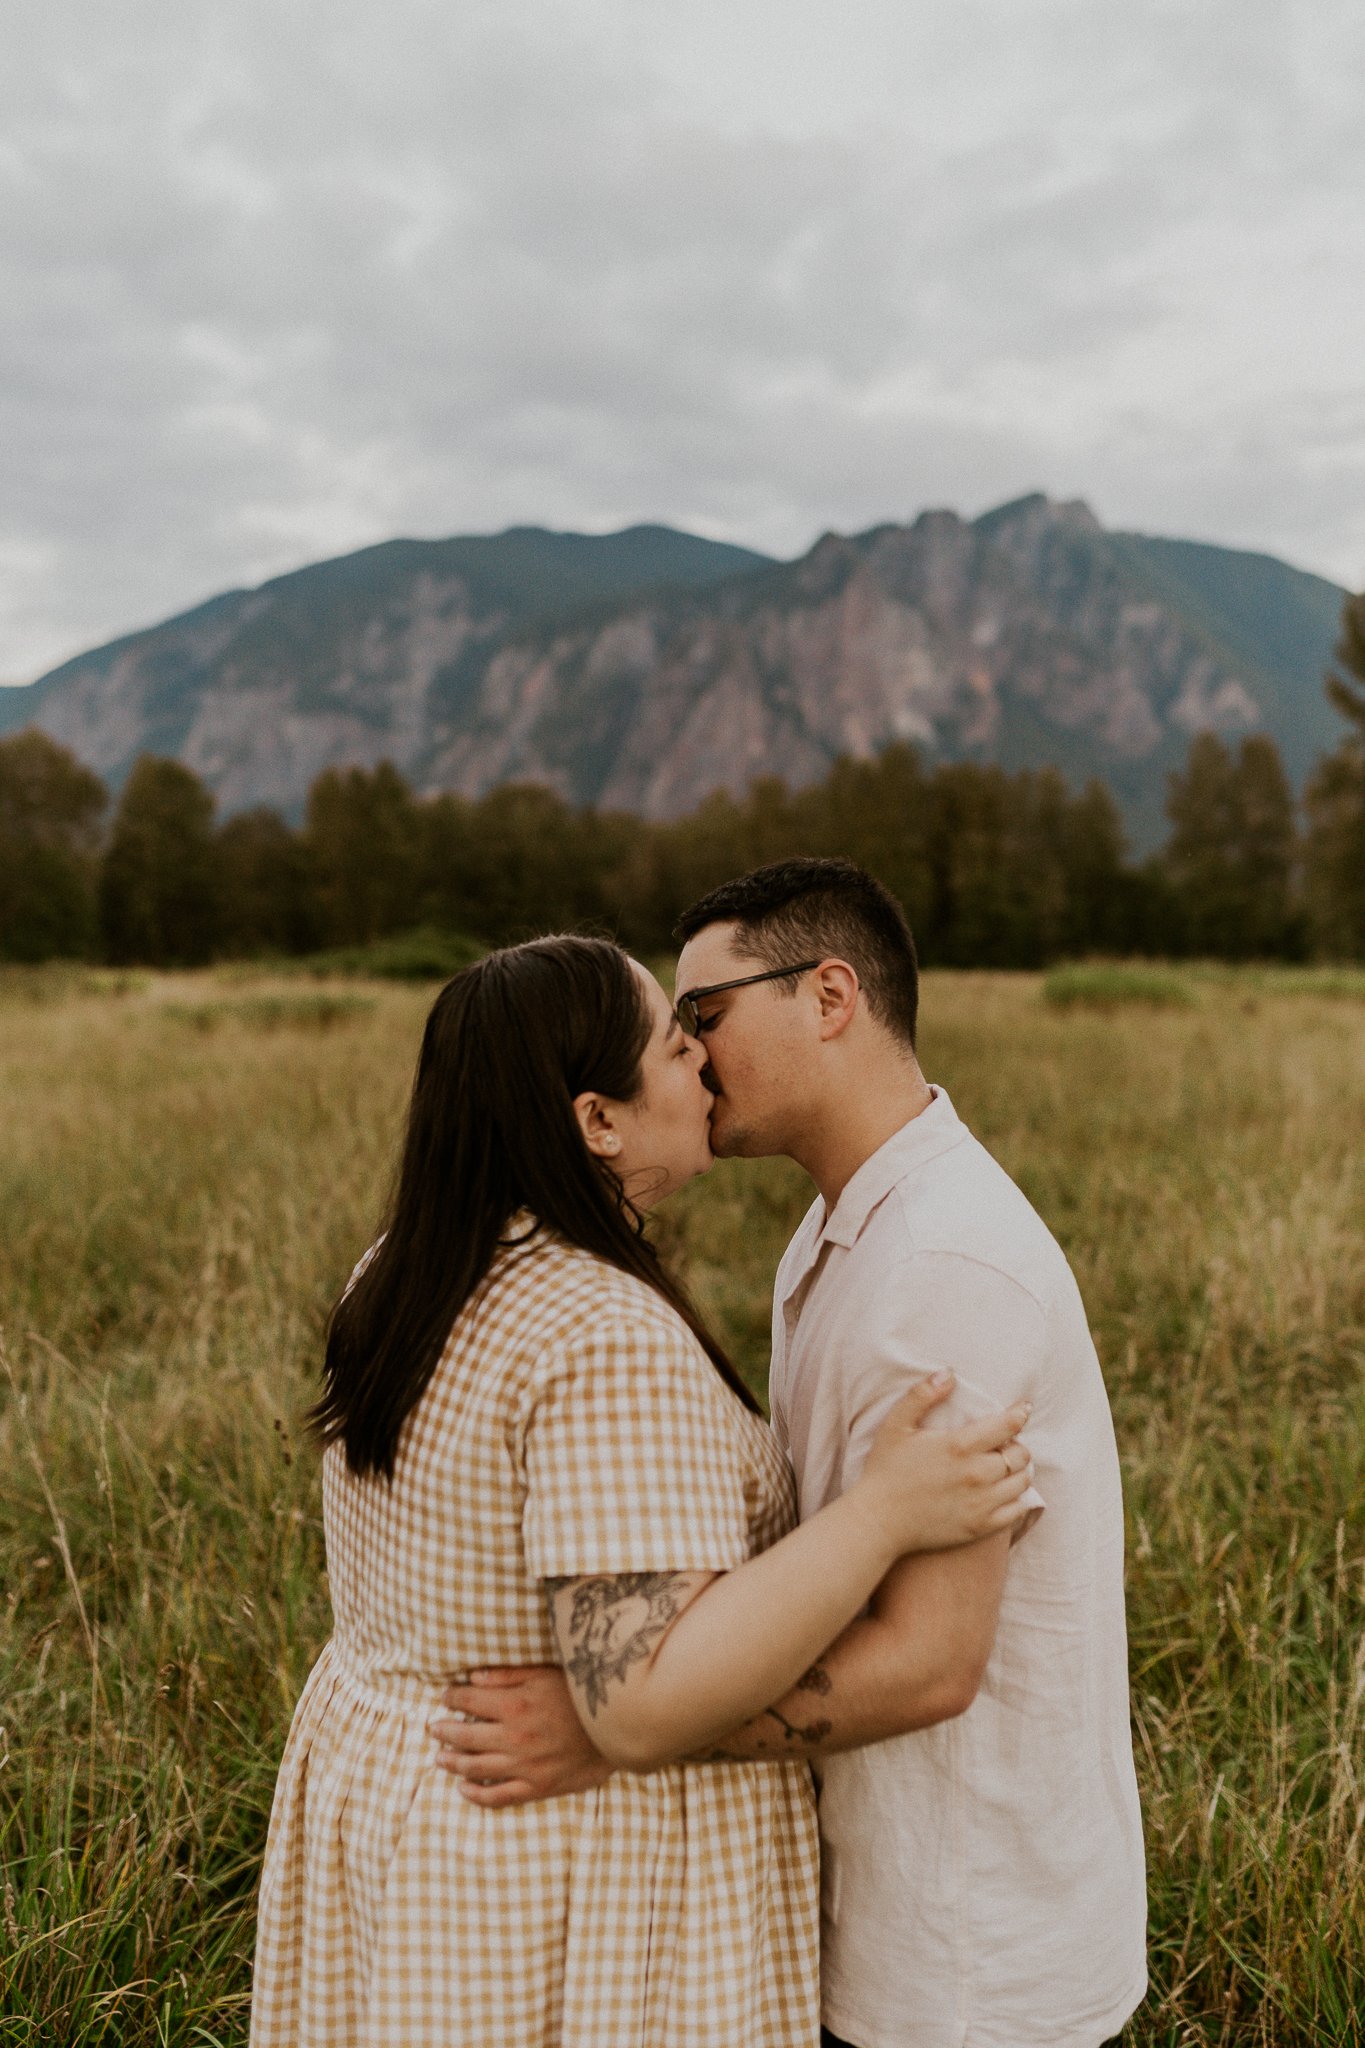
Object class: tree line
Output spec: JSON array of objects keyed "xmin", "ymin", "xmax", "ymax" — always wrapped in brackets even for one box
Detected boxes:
[{"xmin": 3, "ymin": 592, "xmax": 1363, "ymax": 969}]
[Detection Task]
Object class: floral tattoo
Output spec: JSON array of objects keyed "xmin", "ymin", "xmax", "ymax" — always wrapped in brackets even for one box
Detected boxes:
[{"xmin": 545, "ymin": 1572, "xmax": 689, "ymax": 1716}]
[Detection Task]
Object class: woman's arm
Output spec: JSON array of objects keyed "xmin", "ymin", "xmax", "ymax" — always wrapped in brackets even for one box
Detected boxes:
[
  {"xmin": 432, "ymin": 1540, "xmax": 1007, "ymax": 1797},
  {"xmin": 541, "ymin": 1375, "xmax": 1030, "ymax": 1769}
]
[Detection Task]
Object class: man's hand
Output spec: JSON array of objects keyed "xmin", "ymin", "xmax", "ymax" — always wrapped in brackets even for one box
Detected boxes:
[{"xmin": 428, "ymin": 1666, "xmax": 614, "ymax": 1807}]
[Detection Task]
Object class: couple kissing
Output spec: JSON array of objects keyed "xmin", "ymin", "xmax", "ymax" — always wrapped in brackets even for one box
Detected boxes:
[{"xmin": 251, "ymin": 856, "xmax": 1146, "ymax": 2048}]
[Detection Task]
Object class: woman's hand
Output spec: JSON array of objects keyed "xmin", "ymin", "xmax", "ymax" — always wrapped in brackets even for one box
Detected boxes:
[{"xmin": 854, "ymin": 1373, "xmax": 1033, "ymax": 1553}]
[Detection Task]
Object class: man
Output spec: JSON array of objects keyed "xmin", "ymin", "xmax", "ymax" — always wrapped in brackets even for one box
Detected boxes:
[{"xmin": 432, "ymin": 858, "xmax": 1147, "ymax": 2048}]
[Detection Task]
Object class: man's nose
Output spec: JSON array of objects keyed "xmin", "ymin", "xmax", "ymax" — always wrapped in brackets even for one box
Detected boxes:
[{"xmin": 700, "ymin": 1063, "xmax": 720, "ymax": 1095}]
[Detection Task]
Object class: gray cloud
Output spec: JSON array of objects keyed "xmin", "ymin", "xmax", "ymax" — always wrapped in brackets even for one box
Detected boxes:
[{"xmin": 2, "ymin": 0, "xmax": 1363, "ymax": 681}]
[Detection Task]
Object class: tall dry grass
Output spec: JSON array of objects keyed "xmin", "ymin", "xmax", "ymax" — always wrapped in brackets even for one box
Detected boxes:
[{"xmin": 1, "ymin": 964, "xmax": 1363, "ymax": 2043}]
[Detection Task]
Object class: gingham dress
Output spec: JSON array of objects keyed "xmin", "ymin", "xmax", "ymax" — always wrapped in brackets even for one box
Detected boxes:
[{"xmin": 250, "ymin": 1222, "xmax": 821, "ymax": 2047}]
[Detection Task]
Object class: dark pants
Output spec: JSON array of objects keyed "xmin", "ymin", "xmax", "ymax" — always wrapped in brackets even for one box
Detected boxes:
[{"xmin": 822, "ymin": 2033, "xmax": 1125, "ymax": 2048}]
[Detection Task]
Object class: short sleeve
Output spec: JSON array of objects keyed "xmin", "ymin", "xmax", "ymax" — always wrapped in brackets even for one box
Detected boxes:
[
  {"xmin": 519, "ymin": 1309, "xmax": 756, "ymax": 1579},
  {"xmin": 842, "ymin": 1252, "xmax": 1047, "ymax": 1542}
]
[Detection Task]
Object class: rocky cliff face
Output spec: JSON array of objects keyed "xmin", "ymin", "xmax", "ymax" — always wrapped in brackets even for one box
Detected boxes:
[{"xmin": 0, "ymin": 499, "xmax": 1345, "ymax": 849}]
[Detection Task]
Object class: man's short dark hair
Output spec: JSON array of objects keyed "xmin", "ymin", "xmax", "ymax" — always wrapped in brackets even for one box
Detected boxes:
[{"xmin": 676, "ymin": 857, "xmax": 920, "ymax": 1049}]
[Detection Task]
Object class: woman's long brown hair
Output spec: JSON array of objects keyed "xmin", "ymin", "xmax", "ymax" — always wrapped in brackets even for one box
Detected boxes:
[{"xmin": 313, "ymin": 934, "xmax": 759, "ymax": 1479}]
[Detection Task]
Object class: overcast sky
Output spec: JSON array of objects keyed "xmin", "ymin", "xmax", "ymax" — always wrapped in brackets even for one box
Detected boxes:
[{"xmin": 3, "ymin": 0, "xmax": 1363, "ymax": 682}]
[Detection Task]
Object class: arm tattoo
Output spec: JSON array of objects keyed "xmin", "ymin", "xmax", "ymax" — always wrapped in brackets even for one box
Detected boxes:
[
  {"xmin": 765, "ymin": 1703, "xmax": 834, "ymax": 1747},
  {"xmin": 796, "ymin": 1662, "xmax": 833, "ymax": 1696},
  {"xmin": 545, "ymin": 1571, "xmax": 689, "ymax": 1718},
  {"xmin": 688, "ymin": 1662, "xmax": 836, "ymax": 1761}
]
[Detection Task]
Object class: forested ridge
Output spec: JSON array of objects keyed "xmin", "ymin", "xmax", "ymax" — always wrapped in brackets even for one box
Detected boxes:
[
  {"xmin": 0, "ymin": 501, "xmax": 1346, "ymax": 851},
  {"xmin": 2, "ymin": 590, "xmax": 1362, "ymax": 969}
]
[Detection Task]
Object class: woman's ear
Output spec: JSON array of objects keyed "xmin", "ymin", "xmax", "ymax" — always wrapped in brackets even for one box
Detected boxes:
[{"xmin": 572, "ymin": 1090, "xmax": 623, "ymax": 1158}]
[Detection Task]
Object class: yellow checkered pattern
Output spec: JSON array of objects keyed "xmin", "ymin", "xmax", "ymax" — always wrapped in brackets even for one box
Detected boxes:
[{"xmin": 251, "ymin": 1224, "xmax": 821, "ymax": 2046}]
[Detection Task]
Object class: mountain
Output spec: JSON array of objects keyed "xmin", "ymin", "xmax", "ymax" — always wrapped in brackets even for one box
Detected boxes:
[
  {"xmin": 0, "ymin": 524, "xmax": 773, "ymax": 816},
  {"xmin": 0, "ymin": 500, "xmax": 1347, "ymax": 849}
]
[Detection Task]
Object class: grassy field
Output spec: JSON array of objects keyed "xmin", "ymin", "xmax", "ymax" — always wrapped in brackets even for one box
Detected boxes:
[{"xmin": 1, "ymin": 962, "xmax": 1363, "ymax": 2044}]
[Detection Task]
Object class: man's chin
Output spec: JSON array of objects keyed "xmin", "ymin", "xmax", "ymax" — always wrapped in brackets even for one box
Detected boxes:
[{"xmin": 707, "ymin": 1114, "xmax": 754, "ymax": 1160}]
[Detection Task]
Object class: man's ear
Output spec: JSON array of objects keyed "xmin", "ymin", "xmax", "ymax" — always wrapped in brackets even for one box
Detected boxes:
[
  {"xmin": 572, "ymin": 1090, "xmax": 623, "ymax": 1158},
  {"xmin": 813, "ymin": 960, "xmax": 860, "ymax": 1041}
]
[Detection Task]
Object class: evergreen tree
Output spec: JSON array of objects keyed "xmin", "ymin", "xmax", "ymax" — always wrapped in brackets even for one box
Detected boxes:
[
  {"xmin": 1305, "ymin": 591, "xmax": 1365, "ymax": 959},
  {"xmin": 450, "ymin": 784, "xmax": 628, "ymax": 942},
  {"xmin": 419, "ymin": 792, "xmax": 481, "ymax": 937},
  {"xmin": 415, "ymin": 783, "xmax": 638, "ymax": 947},
  {"xmin": 1054, "ymin": 778, "xmax": 1130, "ymax": 955},
  {"xmin": 1164, "ymin": 733, "xmax": 1242, "ymax": 954},
  {"xmin": 1304, "ymin": 750, "xmax": 1365, "ymax": 959},
  {"xmin": 922, "ymin": 763, "xmax": 1043, "ymax": 967},
  {"xmin": 0, "ymin": 730, "xmax": 107, "ymax": 961},
  {"xmin": 99, "ymin": 757, "xmax": 219, "ymax": 965},
  {"xmin": 802, "ymin": 746, "xmax": 934, "ymax": 937},
  {"xmin": 630, "ymin": 750, "xmax": 1139, "ymax": 969},
  {"xmin": 1164, "ymin": 732, "xmax": 1298, "ymax": 958},
  {"xmin": 1231, "ymin": 734, "xmax": 1300, "ymax": 957},
  {"xmin": 621, "ymin": 789, "xmax": 761, "ymax": 954},
  {"xmin": 216, "ymin": 807, "xmax": 316, "ymax": 956},
  {"xmin": 1326, "ymin": 589, "xmax": 1365, "ymax": 734},
  {"xmin": 304, "ymin": 763, "xmax": 422, "ymax": 946}
]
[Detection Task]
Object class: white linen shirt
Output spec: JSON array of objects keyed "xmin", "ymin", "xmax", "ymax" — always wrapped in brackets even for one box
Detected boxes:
[{"xmin": 769, "ymin": 1087, "xmax": 1147, "ymax": 2048}]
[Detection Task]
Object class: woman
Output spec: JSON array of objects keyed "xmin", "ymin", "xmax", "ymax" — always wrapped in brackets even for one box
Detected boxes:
[{"xmin": 250, "ymin": 936, "xmax": 1031, "ymax": 2047}]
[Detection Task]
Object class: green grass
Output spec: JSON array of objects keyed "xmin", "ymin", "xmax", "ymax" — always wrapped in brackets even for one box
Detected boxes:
[
  {"xmin": 0, "ymin": 965, "xmax": 151, "ymax": 1006},
  {"xmin": 2, "ymin": 964, "xmax": 1364, "ymax": 2042},
  {"xmin": 163, "ymin": 992, "xmax": 377, "ymax": 1032},
  {"xmin": 1043, "ymin": 962, "xmax": 1197, "ymax": 1009},
  {"xmin": 1044, "ymin": 960, "xmax": 1365, "ymax": 1014},
  {"xmin": 289, "ymin": 926, "xmax": 485, "ymax": 982},
  {"xmin": 1185, "ymin": 963, "xmax": 1365, "ymax": 1001}
]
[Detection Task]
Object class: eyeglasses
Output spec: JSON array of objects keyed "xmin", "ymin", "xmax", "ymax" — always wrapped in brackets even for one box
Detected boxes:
[{"xmin": 674, "ymin": 960, "xmax": 821, "ymax": 1038}]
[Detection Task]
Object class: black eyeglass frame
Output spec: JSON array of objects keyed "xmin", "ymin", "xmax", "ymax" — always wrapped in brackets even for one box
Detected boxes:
[{"xmin": 674, "ymin": 959, "xmax": 822, "ymax": 1037}]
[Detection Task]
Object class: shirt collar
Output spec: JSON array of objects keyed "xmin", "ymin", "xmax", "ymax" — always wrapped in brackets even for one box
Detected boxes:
[{"xmin": 816, "ymin": 1085, "xmax": 967, "ymax": 1250}]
